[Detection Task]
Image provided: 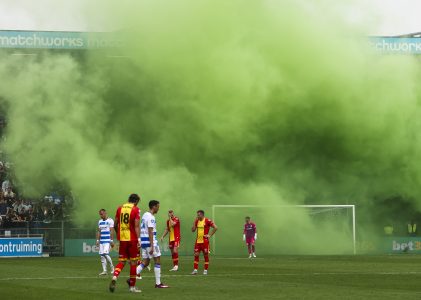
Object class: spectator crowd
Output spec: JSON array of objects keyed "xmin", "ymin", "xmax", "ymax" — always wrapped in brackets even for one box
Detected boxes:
[{"xmin": 0, "ymin": 159, "xmax": 71, "ymax": 228}]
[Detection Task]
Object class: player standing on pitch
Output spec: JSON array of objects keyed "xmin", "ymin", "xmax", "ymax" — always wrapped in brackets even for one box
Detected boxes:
[
  {"xmin": 96, "ymin": 209, "xmax": 115, "ymax": 275},
  {"xmin": 109, "ymin": 194, "xmax": 141, "ymax": 293},
  {"xmin": 191, "ymin": 210, "xmax": 218, "ymax": 275},
  {"xmin": 243, "ymin": 216, "xmax": 257, "ymax": 258},
  {"xmin": 160, "ymin": 209, "xmax": 181, "ymax": 271},
  {"xmin": 136, "ymin": 200, "xmax": 169, "ymax": 288}
]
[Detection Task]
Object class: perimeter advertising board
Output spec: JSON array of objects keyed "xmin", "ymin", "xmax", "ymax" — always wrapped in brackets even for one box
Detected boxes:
[{"xmin": 0, "ymin": 237, "xmax": 43, "ymax": 257}]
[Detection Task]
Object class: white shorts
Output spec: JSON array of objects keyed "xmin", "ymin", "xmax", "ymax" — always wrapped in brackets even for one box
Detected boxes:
[
  {"xmin": 141, "ymin": 245, "xmax": 161, "ymax": 259},
  {"xmin": 99, "ymin": 243, "xmax": 111, "ymax": 255}
]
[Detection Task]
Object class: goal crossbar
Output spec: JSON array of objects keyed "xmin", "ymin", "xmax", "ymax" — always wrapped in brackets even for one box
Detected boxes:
[{"xmin": 211, "ymin": 204, "xmax": 356, "ymax": 255}]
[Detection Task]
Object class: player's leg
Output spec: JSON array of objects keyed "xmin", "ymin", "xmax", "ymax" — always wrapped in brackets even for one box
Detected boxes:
[
  {"xmin": 169, "ymin": 242, "xmax": 179, "ymax": 271},
  {"xmin": 128, "ymin": 241, "xmax": 141, "ymax": 293},
  {"xmin": 105, "ymin": 254, "xmax": 114, "ymax": 273},
  {"xmin": 113, "ymin": 260, "xmax": 126, "ymax": 277},
  {"xmin": 128, "ymin": 259, "xmax": 141, "ymax": 292},
  {"xmin": 137, "ymin": 258, "xmax": 150, "ymax": 275},
  {"xmin": 173, "ymin": 242, "xmax": 179, "ymax": 268},
  {"xmin": 153, "ymin": 246, "xmax": 169, "ymax": 288},
  {"xmin": 247, "ymin": 243, "xmax": 252, "ymax": 258},
  {"xmin": 99, "ymin": 254, "xmax": 107, "ymax": 275},
  {"xmin": 192, "ymin": 244, "xmax": 200, "ymax": 275},
  {"xmin": 110, "ymin": 260, "xmax": 126, "ymax": 292},
  {"xmin": 136, "ymin": 247, "xmax": 151, "ymax": 276},
  {"xmin": 252, "ymin": 242, "xmax": 256, "ymax": 257},
  {"xmin": 113, "ymin": 242, "xmax": 128, "ymax": 278},
  {"xmin": 99, "ymin": 244, "xmax": 107, "ymax": 275},
  {"xmin": 110, "ymin": 241, "xmax": 128, "ymax": 293},
  {"xmin": 203, "ymin": 243, "xmax": 209, "ymax": 275},
  {"xmin": 153, "ymin": 256, "xmax": 161, "ymax": 285},
  {"xmin": 102, "ymin": 243, "xmax": 114, "ymax": 273}
]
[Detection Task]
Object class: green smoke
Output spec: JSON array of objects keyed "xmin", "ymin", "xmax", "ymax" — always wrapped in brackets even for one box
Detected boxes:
[{"xmin": 0, "ymin": 0, "xmax": 420, "ymax": 254}]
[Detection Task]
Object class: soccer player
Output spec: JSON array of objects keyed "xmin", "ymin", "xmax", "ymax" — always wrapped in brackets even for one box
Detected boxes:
[
  {"xmin": 109, "ymin": 194, "xmax": 141, "ymax": 293},
  {"xmin": 160, "ymin": 209, "xmax": 181, "ymax": 271},
  {"xmin": 243, "ymin": 216, "xmax": 257, "ymax": 258},
  {"xmin": 191, "ymin": 210, "xmax": 218, "ymax": 275},
  {"xmin": 136, "ymin": 200, "xmax": 169, "ymax": 288},
  {"xmin": 96, "ymin": 209, "xmax": 115, "ymax": 275}
]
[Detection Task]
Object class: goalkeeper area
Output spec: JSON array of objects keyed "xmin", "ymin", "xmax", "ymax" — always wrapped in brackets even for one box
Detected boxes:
[
  {"xmin": 1, "ymin": 255, "xmax": 421, "ymax": 299},
  {"xmin": 212, "ymin": 204, "xmax": 356, "ymax": 256}
]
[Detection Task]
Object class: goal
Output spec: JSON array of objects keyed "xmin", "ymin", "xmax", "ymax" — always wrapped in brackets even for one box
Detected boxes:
[{"xmin": 211, "ymin": 204, "xmax": 356, "ymax": 255}]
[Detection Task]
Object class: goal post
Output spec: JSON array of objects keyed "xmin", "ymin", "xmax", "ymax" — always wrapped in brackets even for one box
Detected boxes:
[{"xmin": 211, "ymin": 204, "xmax": 356, "ymax": 255}]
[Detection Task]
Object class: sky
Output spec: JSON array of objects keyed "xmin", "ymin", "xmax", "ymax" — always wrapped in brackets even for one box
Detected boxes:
[{"xmin": 0, "ymin": 0, "xmax": 420, "ymax": 36}]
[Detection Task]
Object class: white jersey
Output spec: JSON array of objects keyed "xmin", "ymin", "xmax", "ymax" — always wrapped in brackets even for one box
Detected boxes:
[
  {"xmin": 98, "ymin": 218, "xmax": 114, "ymax": 244},
  {"xmin": 140, "ymin": 212, "xmax": 158, "ymax": 248}
]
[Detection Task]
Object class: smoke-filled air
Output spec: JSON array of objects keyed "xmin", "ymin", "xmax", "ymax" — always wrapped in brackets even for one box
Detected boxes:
[{"xmin": 1, "ymin": 0, "xmax": 420, "ymax": 254}]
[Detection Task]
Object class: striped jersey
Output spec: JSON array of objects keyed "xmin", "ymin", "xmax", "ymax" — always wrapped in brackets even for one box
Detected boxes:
[
  {"xmin": 140, "ymin": 212, "xmax": 157, "ymax": 248},
  {"xmin": 98, "ymin": 218, "xmax": 114, "ymax": 244}
]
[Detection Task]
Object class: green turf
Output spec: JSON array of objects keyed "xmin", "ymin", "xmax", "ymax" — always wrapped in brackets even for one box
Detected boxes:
[{"xmin": 1, "ymin": 255, "xmax": 421, "ymax": 299}]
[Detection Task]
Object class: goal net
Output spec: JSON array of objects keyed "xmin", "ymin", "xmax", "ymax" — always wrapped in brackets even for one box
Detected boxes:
[{"xmin": 211, "ymin": 205, "xmax": 356, "ymax": 256}]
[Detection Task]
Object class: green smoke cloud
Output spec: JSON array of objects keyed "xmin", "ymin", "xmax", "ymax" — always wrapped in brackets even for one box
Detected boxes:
[{"xmin": 0, "ymin": 0, "xmax": 420, "ymax": 254}]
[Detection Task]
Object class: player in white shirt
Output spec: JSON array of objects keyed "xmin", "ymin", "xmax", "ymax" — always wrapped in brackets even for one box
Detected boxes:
[
  {"xmin": 96, "ymin": 209, "xmax": 115, "ymax": 275},
  {"xmin": 136, "ymin": 200, "xmax": 169, "ymax": 288}
]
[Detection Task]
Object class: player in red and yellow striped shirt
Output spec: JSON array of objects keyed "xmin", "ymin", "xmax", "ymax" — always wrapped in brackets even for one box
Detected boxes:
[
  {"xmin": 160, "ymin": 210, "xmax": 181, "ymax": 271},
  {"xmin": 109, "ymin": 194, "xmax": 141, "ymax": 294},
  {"xmin": 191, "ymin": 210, "xmax": 218, "ymax": 275}
]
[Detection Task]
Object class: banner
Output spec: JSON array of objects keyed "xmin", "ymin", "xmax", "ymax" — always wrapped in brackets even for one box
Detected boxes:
[
  {"xmin": 65, "ymin": 239, "xmax": 118, "ymax": 257},
  {"xmin": 65, "ymin": 239, "xmax": 172, "ymax": 257},
  {"xmin": 1, "ymin": 31, "xmax": 419, "ymax": 54},
  {"xmin": 370, "ymin": 37, "xmax": 421, "ymax": 54},
  {"xmin": 0, "ymin": 237, "xmax": 43, "ymax": 257},
  {"xmin": 381, "ymin": 237, "xmax": 421, "ymax": 254},
  {"xmin": 0, "ymin": 30, "xmax": 121, "ymax": 49}
]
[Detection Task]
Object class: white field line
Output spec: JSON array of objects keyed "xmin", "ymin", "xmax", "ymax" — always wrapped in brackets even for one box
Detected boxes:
[
  {"xmin": 212, "ymin": 257, "xmax": 263, "ymax": 260},
  {"xmin": 2, "ymin": 272, "xmax": 421, "ymax": 281}
]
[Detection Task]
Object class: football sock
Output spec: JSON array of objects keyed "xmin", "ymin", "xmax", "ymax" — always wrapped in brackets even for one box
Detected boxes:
[
  {"xmin": 204, "ymin": 253, "xmax": 209, "ymax": 270},
  {"xmin": 194, "ymin": 256, "xmax": 199, "ymax": 270},
  {"xmin": 105, "ymin": 255, "xmax": 113, "ymax": 269},
  {"xmin": 100, "ymin": 255, "xmax": 107, "ymax": 272},
  {"xmin": 136, "ymin": 263, "xmax": 145, "ymax": 275},
  {"xmin": 114, "ymin": 262, "xmax": 125, "ymax": 277},
  {"xmin": 129, "ymin": 264, "xmax": 136, "ymax": 287},
  {"xmin": 252, "ymin": 245, "xmax": 255, "ymax": 253},
  {"xmin": 154, "ymin": 264, "xmax": 161, "ymax": 285},
  {"xmin": 248, "ymin": 245, "xmax": 252, "ymax": 254},
  {"xmin": 172, "ymin": 253, "xmax": 179, "ymax": 266}
]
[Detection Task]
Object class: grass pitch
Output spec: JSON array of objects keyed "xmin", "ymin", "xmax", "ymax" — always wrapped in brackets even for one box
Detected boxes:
[{"xmin": 1, "ymin": 255, "xmax": 421, "ymax": 299}]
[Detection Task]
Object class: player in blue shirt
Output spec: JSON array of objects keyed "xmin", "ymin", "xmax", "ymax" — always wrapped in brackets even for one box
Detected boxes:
[{"xmin": 97, "ymin": 209, "xmax": 115, "ymax": 275}]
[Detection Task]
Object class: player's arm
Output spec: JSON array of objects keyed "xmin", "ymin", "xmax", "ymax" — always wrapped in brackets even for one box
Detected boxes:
[
  {"xmin": 160, "ymin": 227, "xmax": 169, "ymax": 242},
  {"xmin": 254, "ymin": 224, "xmax": 257, "ymax": 240},
  {"xmin": 191, "ymin": 219, "xmax": 197, "ymax": 232},
  {"xmin": 96, "ymin": 227, "xmax": 100, "ymax": 246},
  {"xmin": 148, "ymin": 227, "xmax": 154, "ymax": 255},
  {"xmin": 114, "ymin": 208, "xmax": 120, "ymax": 233},
  {"xmin": 110, "ymin": 224, "xmax": 115, "ymax": 247},
  {"xmin": 169, "ymin": 218, "xmax": 177, "ymax": 227},
  {"xmin": 243, "ymin": 226, "xmax": 246, "ymax": 241},
  {"xmin": 206, "ymin": 223, "xmax": 218, "ymax": 238},
  {"xmin": 135, "ymin": 218, "xmax": 140, "ymax": 248}
]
